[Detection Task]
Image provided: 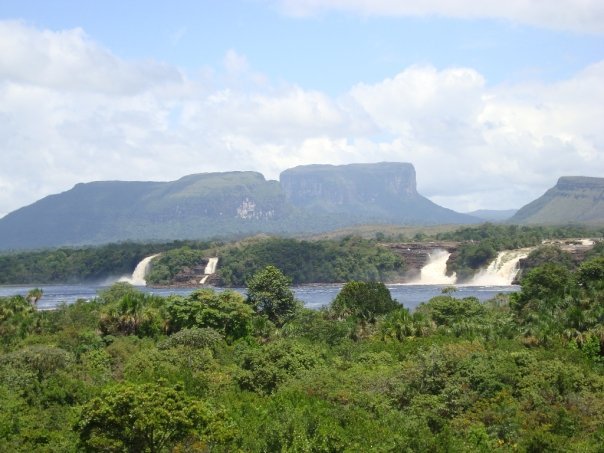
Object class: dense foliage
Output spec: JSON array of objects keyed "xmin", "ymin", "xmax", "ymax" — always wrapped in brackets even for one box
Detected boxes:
[
  {"xmin": 1, "ymin": 259, "xmax": 603, "ymax": 451},
  {"xmin": 331, "ymin": 281, "xmax": 399, "ymax": 324},
  {"xmin": 0, "ymin": 241, "xmax": 213, "ymax": 284},
  {"xmin": 217, "ymin": 236, "xmax": 405, "ymax": 286},
  {"xmin": 145, "ymin": 247, "xmax": 210, "ymax": 285}
]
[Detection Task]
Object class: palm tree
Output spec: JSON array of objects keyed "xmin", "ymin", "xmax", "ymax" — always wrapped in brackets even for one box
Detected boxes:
[{"xmin": 379, "ymin": 309, "xmax": 434, "ymax": 341}]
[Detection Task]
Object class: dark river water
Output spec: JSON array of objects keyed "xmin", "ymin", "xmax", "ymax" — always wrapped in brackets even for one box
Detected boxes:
[{"xmin": 0, "ymin": 283, "xmax": 519, "ymax": 311}]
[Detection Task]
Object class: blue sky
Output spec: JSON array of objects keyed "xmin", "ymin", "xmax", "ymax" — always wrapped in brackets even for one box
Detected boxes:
[
  {"xmin": 6, "ymin": 0, "xmax": 602, "ymax": 90},
  {"xmin": 0, "ymin": 0, "xmax": 603, "ymax": 216}
]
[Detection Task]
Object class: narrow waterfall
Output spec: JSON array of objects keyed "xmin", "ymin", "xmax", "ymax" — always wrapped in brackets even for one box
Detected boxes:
[
  {"xmin": 199, "ymin": 257, "xmax": 219, "ymax": 284},
  {"xmin": 470, "ymin": 249, "xmax": 530, "ymax": 286},
  {"xmin": 204, "ymin": 257, "xmax": 218, "ymax": 275},
  {"xmin": 412, "ymin": 249, "xmax": 456, "ymax": 285},
  {"xmin": 119, "ymin": 254, "xmax": 160, "ymax": 286}
]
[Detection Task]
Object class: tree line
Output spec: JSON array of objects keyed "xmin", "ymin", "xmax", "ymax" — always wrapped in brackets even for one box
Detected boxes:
[{"xmin": 0, "ymin": 240, "xmax": 214, "ymax": 284}]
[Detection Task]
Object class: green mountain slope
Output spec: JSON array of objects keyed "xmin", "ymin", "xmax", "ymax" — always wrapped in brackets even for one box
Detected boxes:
[
  {"xmin": 510, "ymin": 176, "xmax": 604, "ymax": 225},
  {"xmin": 0, "ymin": 163, "xmax": 478, "ymax": 250},
  {"xmin": 0, "ymin": 172, "xmax": 289, "ymax": 249}
]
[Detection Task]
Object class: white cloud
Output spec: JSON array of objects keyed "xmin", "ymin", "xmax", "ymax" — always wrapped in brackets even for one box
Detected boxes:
[
  {"xmin": 0, "ymin": 21, "xmax": 603, "ymax": 218},
  {"xmin": 0, "ymin": 21, "xmax": 182, "ymax": 95},
  {"xmin": 275, "ymin": 0, "xmax": 604, "ymax": 34},
  {"xmin": 349, "ymin": 66, "xmax": 485, "ymax": 146}
]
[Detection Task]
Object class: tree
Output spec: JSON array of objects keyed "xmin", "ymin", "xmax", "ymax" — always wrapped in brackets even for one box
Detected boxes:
[
  {"xmin": 97, "ymin": 282, "xmax": 141, "ymax": 304},
  {"xmin": 26, "ymin": 288, "xmax": 43, "ymax": 306},
  {"xmin": 76, "ymin": 381, "xmax": 211, "ymax": 452},
  {"xmin": 331, "ymin": 281, "xmax": 399, "ymax": 323},
  {"xmin": 577, "ymin": 256, "xmax": 604, "ymax": 290},
  {"xmin": 99, "ymin": 292, "xmax": 164, "ymax": 338},
  {"xmin": 165, "ymin": 289, "xmax": 253, "ymax": 341},
  {"xmin": 246, "ymin": 266, "xmax": 299, "ymax": 327},
  {"xmin": 379, "ymin": 308, "xmax": 434, "ymax": 341},
  {"xmin": 237, "ymin": 340, "xmax": 322, "ymax": 394},
  {"xmin": 0, "ymin": 295, "xmax": 35, "ymax": 346},
  {"xmin": 510, "ymin": 263, "xmax": 574, "ymax": 320},
  {"xmin": 418, "ymin": 295, "xmax": 486, "ymax": 327}
]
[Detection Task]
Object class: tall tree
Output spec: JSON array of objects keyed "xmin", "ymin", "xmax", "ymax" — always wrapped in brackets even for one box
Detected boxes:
[{"xmin": 246, "ymin": 265, "xmax": 299, "ymax": 327}]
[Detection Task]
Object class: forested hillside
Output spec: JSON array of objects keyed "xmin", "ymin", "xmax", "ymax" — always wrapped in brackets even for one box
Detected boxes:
[
  {"xmin": 214, "ymin": 236, "xmax": 405, "ymax": 286},
  {"xmin": 0, "ymin": 259, "xmax": 603, "ymax": 451}
]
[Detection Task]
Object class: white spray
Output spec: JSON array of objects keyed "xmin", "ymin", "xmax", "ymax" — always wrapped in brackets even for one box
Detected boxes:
[
  {"xmin": 119, "ymin": 254, "xmax": 160, "ymax": 286},
  {"xmin": 199, "ymin": 257, "xmax": 219, "ymax": 284},
  {"xmin": 411, "ymin": 249, "xmax": 457, "ymax": 285},
  {"xmin": 470, "ymin": 249, "xmax": 531, "ymax": 286}
]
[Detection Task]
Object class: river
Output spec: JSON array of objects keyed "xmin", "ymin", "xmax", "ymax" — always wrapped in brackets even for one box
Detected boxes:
[{"xmin": 0, "ymin": 283, "xmax": 519, "ymax": 311}]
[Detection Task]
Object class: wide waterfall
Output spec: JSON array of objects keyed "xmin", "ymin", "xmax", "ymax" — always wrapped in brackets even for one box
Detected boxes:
[
  {"xmin": 119, "ymin": 254, "xmax": 160, "ymax": 286},
  {"xmin": 199, "ymin": 257, "xmax": 219, "ymax": 284},
  {"xmin": 470, "ymin": 249, "xmax": 531, "ymax": 285},
  {"xmin": 411, "ymin": 249, "xmax": 457, "ymax": 285}
]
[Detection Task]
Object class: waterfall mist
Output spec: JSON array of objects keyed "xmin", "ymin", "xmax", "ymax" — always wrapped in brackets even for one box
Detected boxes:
[
  {"xmin": 119, "ymin": 254, "xmax": 160, "ymax": 286},
  {"xmin": 469, "ymin": 249, "xmax": 531, "ymax": 286},
  {"xmin": 410, "ymin": 249, "xmax": 456, "ymax": 285}
]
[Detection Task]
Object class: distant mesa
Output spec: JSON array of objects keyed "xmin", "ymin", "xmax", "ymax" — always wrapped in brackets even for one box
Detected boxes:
[
  {"xmin": 0, "ymin": 162, "xmax": 482, "ymax": 250},
  {"xmin": 3, "ymin": 164, "xmax": 600, "ymax": 250},
  {"xmin": 280, "ymin": 162, "xmax": 476, "ymax": 225},
  {"xmin": 510, "ymin": 176, "xmax": 604, "ymax": 225}
]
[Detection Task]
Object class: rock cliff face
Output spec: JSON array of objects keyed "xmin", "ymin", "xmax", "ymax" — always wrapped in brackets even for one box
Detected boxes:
[
  {"xmin": 510, "ymin": 176, "xmax": 604, "ymax": 225},
  {"xmin": 281, "ymin": 162, "xmax": 417, "ymax": 207},
  {"xmin": 280, "ymin": 163, "xmax": 476, "ymax": 225}
]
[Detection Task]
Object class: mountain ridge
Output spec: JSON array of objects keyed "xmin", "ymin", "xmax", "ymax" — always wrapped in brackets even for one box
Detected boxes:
[
  {"xmin": 0, "ymin": 162, "xmax": 481, "ymax": 250},
  {"xmin": 509, "ymin": 176, "xmax": 604, "ymax": 225}
]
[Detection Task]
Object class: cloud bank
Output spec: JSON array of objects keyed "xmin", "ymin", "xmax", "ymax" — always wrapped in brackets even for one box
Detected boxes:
[
  {"xmin": 0, "ymin": 21, "xmax": 603, "ymax": 217},
  {"xmin": 275, "ymin": 0, "xmax": 604, "ymax": 34}
]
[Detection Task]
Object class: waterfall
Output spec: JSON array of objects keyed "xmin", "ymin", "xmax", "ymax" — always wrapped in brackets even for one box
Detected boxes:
[
  {"xmin": 199, "ymin": 257, "xmax": 219, "ymax": 284},
  {"xmin": 470, "ymin": 249, "xmax": 530, "ymax": 286},
  {"xmin": 411, "ymin": 249, "xmax": 456, "ymax": 285},
  {"xmin": 119, "ymin": 254, "xmax": 160, "ymax": 286},
  {"xmin": 204, "ymin": 257, "xmax": 218, "ymax": 275}
]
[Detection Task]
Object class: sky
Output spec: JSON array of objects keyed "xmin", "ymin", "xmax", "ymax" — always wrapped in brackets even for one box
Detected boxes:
[{"xmin": 0, "ymin": 0, "xmax": 603, "ymax": 217}]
